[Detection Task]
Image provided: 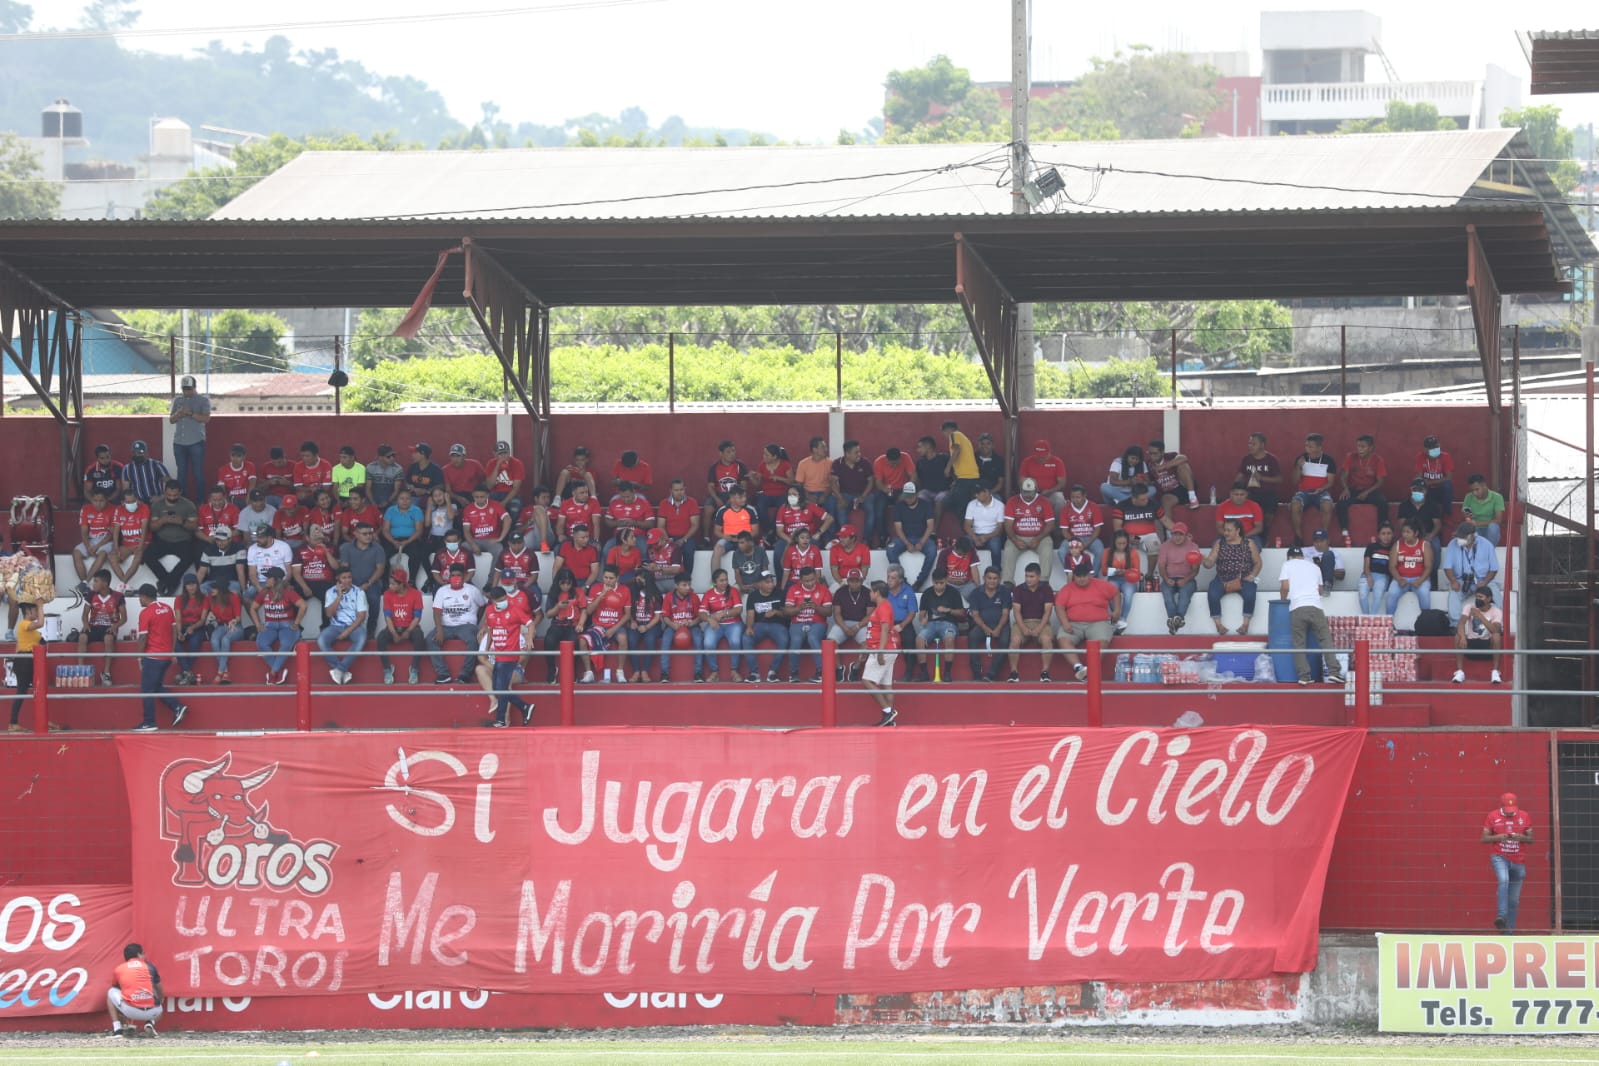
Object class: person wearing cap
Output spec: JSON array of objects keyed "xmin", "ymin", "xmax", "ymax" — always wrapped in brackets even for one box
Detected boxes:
[
  {"xmin": 1442, "ymin": 519, "xmax": 1500, "ymax": 623},
  {"xmin": 611, "ymin": 449, "xmax": 654, "ymax": 493},
  {"xmin": 1305, "ymin": 528, "xmax": 1346, "ymax": 587},
  {"xmin": 337, "ymin": 522, "xmax": 388, "ymax": 637},
  {"xmin": 428, "ymin": 563, "xmax": 487, "ymax": 685},
  {"xmin": 831, "ymin": 440, "xmax": 876, "ymax": 547},
  {"xmin": 251, "ymin": 567, "xmax": 304, "ymax": 686},
  {"xmin": 1481, "ymin": 791, "xmax": 1532, "ymax": 930},
  {"xmin": 244, "ymin": 524, "xmax": 294, "ymax": 601},
  {"xmin": 132, "ymin": 584, "xmax": 188, "ymax": 732},
  {"xmin": 1288, "ymin": 433, "xmax": 1340, "ymax": 548},
  {"xmin": 442, "ymin": 444, "xmax": 485, "ymax": 510},
  {"xmin": 123, "ymin": 440, "xmax": 170, "ymax": 503},
  {"xmin": 214, "ymin": 444, "xmax": 256, "ymax": 509},
  {"xmin": 554, "ymin": 446, "xmax": 598, "ymax": 502},
  {"xmin": 144, "ymin": 479, "xmax": 200, "ymax": 596},
  {"xmin": 405, "ymin": 443, "xmax": 444, "ymax": 500},
  {"xmin": 964, "ymin": 566, "xmax": 1012, "ymax": 682},
  {"xmin": 963, "ymin": 482, "xmax": 1006, "ymax": 556},
  {"xmin": 1018, "ymin": 440, "xmax": 1068, "ymax": 512},
  {"xmin": 1054, "ymin": 562, "xmax": 1120, "ymax": 683},
  {"xmin": 365, "ymin": 445, "xmax": 404, "ymax": 508},
  {"xmin": 743, "ymin": 569, "xmax": 789, "ymax": 683},
  {"xmin": 291, "ymin": 441, "xmax": 333, "ymax": 507},
  {"xmin": 827, "ymin": 568, "xmax": 873, "ymax": 677},
  {"xmin": 642, "ymin": 527, "xmax": 683, "ymax": 593},
  {"xmin": 234, "ymin": 488, "xmax": 276, "ymax": 541},
  {"xmin": 1236, "ymin": 432, "xmax": 1284, "ymax": 534},
  {"xmin": 169, "ymin": 375, "xmax": 211, "ymax": 502},
  {"xmin": 1100, "ymin": 443, "xmax": 1151, "ymax": 508},
  {"xmin": 331, "ymin": 446, "xmax": 366, "ymax": 502},
  {"xmin": 483, "ymin": 441, "xmax": 525, "ymax": 519},
  {"xmin": 1454, "ymin": 585, "xmax": 1504, "ymax": 685},
  {"xmin": 1279, "ymin": 545, "xmax": 1344, "ymax": 686},
  {"xmin": 1002, "ymin": 477, "xmax": 1056, "ymax": 584},
  {"xmin": 1415, "ymin": 434, "xmax": 1456, "ymax": 514},
  {"xmin": 827, "ymin": 525, "xmax": 871, "ymax": 588},
  {"xmin": 496, "ymin": 530, "xmax": 539, "ymax": 596},
  {"xmin": 259, "ymin": 447, "xmax": 294, "ymax": 509},
  {"xmin": 974, "ymin": 432, "xmax": 1006, "ymax": 497},
  {"xmin": 1156, "ymin": 522, "xmax": 1202, "ymax": 634},
  {"xmin": 724, "ymin": 530, "xmax": 771, "ymax": 596},
  {"xmin": 83, "ymin": 443, "xmax": 126, "ymax": 501},
  {"xmin": 316, "ymin": 567, "xmax": 368, "ymax": 686},
  {"xmin": 886, "ymin": 481, "xmax": 935, "ymax": 587},
  {"xmin": 555, "ymin": 524, "xmax": 601, "ymax": 587}
]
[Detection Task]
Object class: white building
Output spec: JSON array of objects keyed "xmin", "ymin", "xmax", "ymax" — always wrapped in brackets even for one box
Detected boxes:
[{"xmin": 1259, "ymin": 10, "xmax": 1521, "ymax": 135}]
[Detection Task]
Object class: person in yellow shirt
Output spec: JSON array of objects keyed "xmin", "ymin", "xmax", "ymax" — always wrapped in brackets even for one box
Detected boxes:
[
  {"xmin": 943, "ymin": 419, "xmax": 982, "ymax": 529},
  {"xmin": 8, "ymin": 602, "xmax": 40, "ymax": 732}
]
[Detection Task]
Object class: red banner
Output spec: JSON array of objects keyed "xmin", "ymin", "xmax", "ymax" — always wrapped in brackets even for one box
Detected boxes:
[
  {"xmin": 116, "ymin": 727, "xmax": 1361, "ymax": 997},
  {"xmin": 0, "ymin": 884, "xmax": 132, "ymax": 1017}
]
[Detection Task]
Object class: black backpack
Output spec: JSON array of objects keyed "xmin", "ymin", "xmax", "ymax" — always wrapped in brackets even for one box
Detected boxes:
[{"xmin": 1413, "ymin": 609, "xmax": 1453, "ymax": 637}]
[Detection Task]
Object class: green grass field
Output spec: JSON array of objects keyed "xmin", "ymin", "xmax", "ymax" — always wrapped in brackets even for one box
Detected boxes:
[{"xmin": 12, "ymin": 1039, "xmax": 1599, "ymax": 1066}]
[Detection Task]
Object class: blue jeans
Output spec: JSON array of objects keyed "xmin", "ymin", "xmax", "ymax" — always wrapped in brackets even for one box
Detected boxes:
[
  {"xmin": 917, "ymin": 618, "xmax": 958, "ymax": 645},
  {"xmin": 1491, "ymin": 854, "xmax": 1526, "ymax": 929},
  {"xmin": 173, "ymin": 440, "xmax": 206, "ymax": 502},
  {"xmin": 139, "ymin": 656, "xmax": 182, "ymax": 726},
  {"xmin": 257, "ymin": 621, "xmax": 298, "ymax": 673},
  {"xmin": 1359, "ymin": 574, "xmax": 1391, "ymax": 615},
  {"xmin": 491, "ymin": 661, "xmax": 530, "ymax": 722},
  {"xmin": 1385, "ymin": 578, "xmax": 1431, "ymax": 615},
  {"xmin": 1473, "ymin": 522, "xmax": 1501, "ymax": 546},
  {"xmin": 1100, "ymin": 482, "xmax": 1132, "ymax": 507},
  {"xmin": 1161, "ymin": 580, "xmax": 1195, "ymax": 619},
  {"xmin": 1108, "ymin": 576, "xmax": 1138, "ymax": 622},
  {"xmin": 317, "ymin": 624, "xmax": 367, "ymax": 673},
  {"xmin": 660, "ymin": 624, "xmax": 701, "ymax": 675},
  {"xmin": 177, "ymin": 630, "xmax": 205, "ymax": 673},
  {"xmin": 789, "ymin": 620, "xmax": 825, "ymax": 675},
  {"xmin": 1207, "ymin": 578, "xmax": 1257, "ymax": 618},
  {"xmin": 629, "ymin": 624, "xmax": 663, "ymax": 673},
  {"xmin": 860, "ymin": 493, "xmax": 889, "ymax": 545},
  {"xmin": 746, "ymin": 620, "xmax": 790, "ymax": 675},
  {"xmin": 212, "ymin": 621, "xmax": 245, "ymax": 673},
  {"xmin": 698, "ymin": 620, "xmax": 746, "ymax": 676},
  {"xmin": 885, "ymin": 538, "xmax": 932, "ymax": 585}
]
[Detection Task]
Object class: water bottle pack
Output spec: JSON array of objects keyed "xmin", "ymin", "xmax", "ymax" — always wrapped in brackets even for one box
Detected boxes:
[{"xmin": 54, "ymin": 665, "xmax": 94, "ymax": 688}]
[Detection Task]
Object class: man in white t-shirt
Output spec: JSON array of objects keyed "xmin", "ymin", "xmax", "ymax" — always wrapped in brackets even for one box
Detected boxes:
[
  {"xmin": 1279, "ymin": 545, "xmax": 1344, "ymax": 685},
  {"xmin": 427, "ymin": 563, "xmax": 487, "ymax": 684},
  {"xmin": 1453, "ymin": 586, "xmax": 1504, "ymax": 685},
  {"xmin": 244, "ymin": 526, "xmax": 294, "ymax": 601},
  {"xmin": 962, "ymin": 484, "xmax": 1006, "ymax": 555}
]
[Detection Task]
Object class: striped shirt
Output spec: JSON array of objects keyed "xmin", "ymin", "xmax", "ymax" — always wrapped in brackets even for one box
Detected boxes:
[{"xmin": 124, "ymin": 457, "xmax": 170, "ymax": 502}]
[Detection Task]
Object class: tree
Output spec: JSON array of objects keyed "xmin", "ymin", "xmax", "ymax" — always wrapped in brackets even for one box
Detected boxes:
[
  {"xmin": 1339, "ymin": 100, "xmax": 1457, "ymax": 134},
  {"xmin": 1069, "ymin": 47, "xmax": 1223, "ymax": 139},
  {"xmin": 1500, "ymin": 105, "xmax": 1581, "ymax": 195},
  {"xmin": 0, "ymin": 133, "xmax": 60, "ymax": 219},
  {"xmin": 884, "ymin": 55, "xmax": 974, "ymax": 132},
  {"xmin": 118, "ymin": 309, "xmax": 292, "ymax": 372},
  {"xmin": 80, "ymin": 0, "xmax": 138, "ymax": 31},
  {"xmin": 0, "ymin": 1, "xmax": 32, "ymax": 33}
]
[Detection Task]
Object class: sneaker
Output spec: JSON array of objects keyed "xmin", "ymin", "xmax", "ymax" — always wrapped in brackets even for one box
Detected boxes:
[
  {"xmin": 1074, "ymin": 664, "xmax": 1088, "ymax": 682},
  {"xmin": 383, "ymin": 666, "xmax": 395, "ymax": 684},
  {"xmin": 132, "ymin": 723, "xmax": 157, "ymax": 733},
  {"xmin": 435, "ymin": 674, "xmax": 452, "ymax": 685},
  {"xmin": 658, "ymin": 673, "xmax": 671, "ymax": 684},
  {"xmin": 521, "ymin": 703, "xmax": 535, "ymax": 725},
  {"xmin": 408, "ymin": 667, "xmax": 420, "ymax": 684},
  {"xmin": 1114, "ymin": 620, "xmax": 1128, "ymax": 633},
  {"xmin": 329, "ymin": 667, "xmax": 342, "ymax": 685},
  {"xmin": 1493, "ymin": 916, "xmax": 1507, "ymax": 931},
  {"xmin": 457, "ymin": 671, "xmax": 476, "ymax": 685},
  {"xmin": 143, "ymin": 1021, "xmax": 158, "ymax": 1037},
  {"xmin": 77, "ymin": 580, "xmax": 92, "ymax": 596},
  {"xmin": 1452, "ymin": 669, "xmax": 1466, "ymax": 684},
  {"xmin": 580, "ymin": 670, "xmax": 596, "ymax": 684},
  {"xmin": 1298, "ymin": 678, "xmax": 1311, "ymax": 686},
  {"xmin": 1039, "ymin": 671, "xmax": 1052, "ymax": 683},
  {"xmin": 746, "ymin": 672, "xmax": 760, "ymax": 684},
  {"xmin": 878, "ymin": 707, "xmax": 898, "ymax": 727},
  {"xmin": 766, "ymin": 669, "xmax": 781, "ymax": 683},
  {"xmin": 1492, "ymin": 669, "xmax": 1503, "ymax": 684},
  {"xmin": 100, "ymin": 671, "xmax": 113, "ymax": 686},
  {"xmin": 694, "ymin": 672, "xmax": 706, "ymax": 683},
  {"xmin": 788, "ymin": 673, "xmax": 800, "ymax": 685},
  {"xmin": 912, "ymin": 666, "xmax": 929, "ymax": 683},
  {"xmin": 171, "ymin": 705, "xmax": 188, "ymax": 727},
  {"xmin": 490, "ymin": 717, "xmax": 508, "ymax": 728},
  {"xmin": 1008, "ymin": 671, "xmax": 1020, "ymax": 683},
  {"xmin": 810, "ymin": 674, "xmax": 822, "ymax": 684},
  {"xmin": 106, "ymin": 1027, "xmax": 126, "ymax": 1037},
  {"xmin": 1325, "ymin": 673, "xmax": 1345, "ymax": 684}
]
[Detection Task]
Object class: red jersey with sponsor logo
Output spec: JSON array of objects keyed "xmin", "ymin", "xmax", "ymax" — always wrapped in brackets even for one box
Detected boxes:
[
  {"xmin": 432, "ymin": 546, "xmax": 475, "ymax": 578},
  {"xmin": 867, "ymin": 599, "xmax": 900, "ymax": 649},
  {"xmin": 307, "ymin": 508, "xmax": 338, "ymax": 544},
  {"xmin": 1150, "ymin": 453, "xmax": 1183, "ymax": 494},
  {"xmin": 87, "ymin": 589, "xmax": 124, "ymax": 628},
  {"xmin": 785, "ymin": 582, "xmax": 833, "ymax": 624},
  {"xmin": 782, "ymin": 542, "xmax": 823, "ymax": 575},
  {"xmin": 1484, "ymin": 807, "xmax": 1533, "ymax": 863},
  {"xmin": 502, "ymin": 588, "xmax": 534, "ymax": 621},
  {"xmin": 588, "ymin": 585, "xmax": 631, "ymax": 629},
  {"xmin": 497, "ymin": 548, "xmax": 536, "ymax": 586},
  {"xmin": 296, "ymin": 544, "xmax": 335, "ymax": 583},
  {"xmin": 1005, "ymin": 494, "xmax": 1052, "ymax": 537},
  {"xmin": 114, "ymin": 504, "xmax": 149, "ymax": 546},
  {"xmin": 657, "ymin": 495, "xmax": 699, "ymax": 537},
  {"xmin": 255, "ymin": 589, "xmax": 302, "ymax": 624},
  {"xmin": 665, "ymin": 589, "xmax": 700, "ymax": 625},
  {"xmin": 138, "ymin": 599, "xmax": 176, "ymax": 656},
  {"xmin": 549, "ymin": 588, "xmax": 588, "ymax": 625},
  {"xmin": 829, "ymin": 540, "xmax": 871, "ymax": 577},
  {"xmin": 292, "ymin": 458, "xmax": 333, "ymax": 494},
  {"xmin": 1415, "ymin": 449, "xmax": 1454, "ymax": 486},
  {"xmin": 483, "ymin": 602, "xmax": 526, "ymax": 662},
  {"xmin": 382, "ymin": 586, "xmax": 424, "ymax": 629},
  {"xmin": 606, "ymin": 495, "xmax": 655, "ymax": 529},
  {"xmin": 272, "ymin": 506, "xmax": 308, "ymax": 541},
  {"xmin": 774, "ymin": 502, "xmax": 825, "ymax": 537},
  {"xmin": 1393, "ymin": 539, "xmax": 1428, "ymax": 579},
  {"xmin": 557, "ymin": 495, "xmax": 603, "ymax": 533},
  {"xmin": 485, "ymin": 455, "xmax": 525, "ymax": 491},
  {"xmin": 700, "ymin": 586, "xmax": 741, "ymax": 621},
  {"xmin": 81, "ymin": 502, "xmax": 115, "ymax": 543},
  {"xmin": 339, "ymin": 503, "xmax": 382, "ymax": 539},
  {"xmin": 938, "ymin": 547, "xmax": 979, "ymax": 586},
  {"xmin": 708, "ymin": 460, "xmax": 748, "ymax": 497},
  {"xmin": 1060, "ymin": 500, "xmax": 1103, "ymax": 541},
  {"xmin": 646, "ymin": 540, "xmax": 683, "ymax": 576},
  {"xmin": 198, "ymin": 502, "xmax": 239, "ymax": 540},
  {"xmin": 463, "ymin": 501, "xmax": 508, "ymax": 541},
  {"xmin": 113, "ymin": 958, "xmax": 158, "ymax": 1009},
  {"xmin": 631, "ymin": 589, "xmax": 659, "ymax": 626},
  {"xmin": 217, "ymin": 460, "xmax": 256, "ymax": 501}
]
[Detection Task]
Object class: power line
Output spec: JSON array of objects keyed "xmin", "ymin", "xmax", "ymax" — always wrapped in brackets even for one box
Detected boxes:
[{"xmin": 0, "ymin": 0, "xmax": 667, "ymax": 42}]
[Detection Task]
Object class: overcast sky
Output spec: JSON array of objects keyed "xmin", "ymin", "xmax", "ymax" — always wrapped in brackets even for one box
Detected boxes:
[{"xmin": 21, "ymin": 0, "xmax": 1599, "ymax": 140}]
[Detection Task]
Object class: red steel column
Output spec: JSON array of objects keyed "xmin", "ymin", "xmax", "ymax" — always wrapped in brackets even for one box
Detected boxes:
[
  {"xmin": 31, "ymin": 643, "xmax": 48, "ymax": 735},
  {"xmin": 1085, "ymin": 639, "xmax": 1104, "ymax": 727},
  {"xmin": 559, "ymin": 641, "xmax": 576, "ymax": 727},
  {"xmin": 1353, "ymin": 639, "xmax": 1371, "ymax": 730},
  {"xmin": 820, "ymin": 640, "xmax": 837, "ymax": 728},
  {"xmin": 294, "ymin": 641, "xmax": 312, "ymax": 731}
]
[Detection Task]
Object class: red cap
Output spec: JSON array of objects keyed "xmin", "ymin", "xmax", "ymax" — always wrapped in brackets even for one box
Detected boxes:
[
  {"xmin": 389, "ymin": 568, "xmax": 408, "ymax": 584},
  {"xmin": 838, "ymin": 524, "xmax": 857, "ymax": 537},
  {"xmin": 646, "ymin": 528, "xmax": 665, "ymax": 544},
  {"xmin": 1500, "ymin": 792, "xmax": 1518, "ymax": 811},
  {"xmin": 1033, "ymin": 439, "xmax": 1050, "ymax": 454},
  {"xmin": 1171, "ymin": 521, "xmax": 1190, "ymax": 534},
  {"xmin": 845, "ymin": 568, "xmax": 864, "ymax": 580}
]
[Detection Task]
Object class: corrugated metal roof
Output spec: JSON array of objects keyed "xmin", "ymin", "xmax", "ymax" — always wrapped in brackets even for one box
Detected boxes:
[
  {"xmin": 214, "ymin": 130, "xmax": 1525, "ymax": 222},
  {"xmin": 1526, "ymin": 29, "xmax": 1599, "ymax": 41}
]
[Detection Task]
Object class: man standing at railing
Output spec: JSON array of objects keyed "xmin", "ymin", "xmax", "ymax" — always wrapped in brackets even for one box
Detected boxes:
[
  {"xmin": 1481, "ymin": 792, "xmax": 1532, "ymax": 931},
  {"xmin": 863, "ymin": 580, "xmax": 899, "ymax": 727},
  {"xmin": 132, "ymin": 584, "xmax": 188, "ymax": 733}
]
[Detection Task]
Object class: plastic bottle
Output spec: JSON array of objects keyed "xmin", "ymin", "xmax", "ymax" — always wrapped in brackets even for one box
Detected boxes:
[
  {"xmin": 1274, "ymin": 536, "xmax": 1282, "ymax": 548},
  {"xmin": 1343, "ymin": 531, "xmax": 1352, "ymax": 547},
  {"xmin": 1208, "ymin": 485, "xmax": 1217, "ymax": 506}
]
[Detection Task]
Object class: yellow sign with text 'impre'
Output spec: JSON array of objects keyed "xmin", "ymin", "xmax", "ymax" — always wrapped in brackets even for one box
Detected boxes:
[{"xmin": 1379, "ymin": 934, "xmax": 1599, "ymax": 1033}]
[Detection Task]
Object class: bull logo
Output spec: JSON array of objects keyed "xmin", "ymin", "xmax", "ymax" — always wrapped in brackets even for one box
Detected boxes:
[{"xmin": 159, "ymin": 754, "xmax": 337, "ymax": 894}]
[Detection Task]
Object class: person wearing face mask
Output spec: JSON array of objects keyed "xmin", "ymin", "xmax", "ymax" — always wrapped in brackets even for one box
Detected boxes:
[
  {"xmin": 1453, "ymin": 586, "xmax": 1504, "ymax": 685},
  {"xmin": 1415, "ymin": 435, "xmax": 1455, "ymax": 514},
  {"xmin": 1395, "ymin": 477, "xmax": 1443, "ymax": 555},
  {"xmin": 772, "ymin": 487, "xmax": 831, "ymax": 560},
  {"xmin": 1442, "ymin": 520, "xmax": 1499, "ymax": 623},
  {"xmin": 427, "ymin": 563, "xmax": 486, "ymax": 685},
  {"xmin": 430, "ymin": 530, "xmax": 476, "ymax": 592}
]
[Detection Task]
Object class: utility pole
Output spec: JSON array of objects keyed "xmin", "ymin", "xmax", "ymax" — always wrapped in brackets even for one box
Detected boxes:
[{"xmin": 1012, "ymin": 0, "xmax": 1036, "ymax": 409}]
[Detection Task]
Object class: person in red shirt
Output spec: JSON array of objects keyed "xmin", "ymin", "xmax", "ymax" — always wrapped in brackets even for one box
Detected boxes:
[
  {"xmin": 612, "ymin": 449, "xmax": 653, "ymax": 493},
  {"xmin": 483, "ymin": 441, "xmax": 526, "ymax": 517},
  {"xmin": 655, "ymin": 478, "xmax": 701, "ymax": 578},
  {"xmin": 605, "ymin": 527, "xmax": 644, "ymax": 585},
  {"xmin": 216, "ymin": 443, "xmax": 257, "ymax": 508},
  {"xmin": 480, "ymin": 585, "xmax": 534, "ymax": 725},
  {"xmin": 1217, "ymin": 481, "xmax": 1267, "ymax": 549},
  {"xmin": 579, "ymin": 565, "xmax": 633, "ymax": 683},
  {"xmin": 197, "ymin": 486, "xmax": 240, "ymax": 546},
  {"xmin": 259, "ymin": 446, "xmax": 294, "ymax": 508},
  {"xmin": 110, "ymin": 487, "xmax": 151, "ymax": 587},
  {"xmin": 338, "ymin": 487, "xmax": 383, "ymax": 541},
  {"xmin": 251, "ymin": 567, "xmax": 305, "ymax": 686},
  {"xmin": 542, "ymin": 569, "xmax": 588, "ymax": 683},
  {"xmin": 207, "ymin": 584, "xmax": 246, "ymax": 685},
  {"xmin": 308, "ymin": 488, "xmax": 341, "ymax": 548},
  {"xmin": 495, "ymin": 530, "xmax": 538, "ymax": 593},
  {"xmin": 930, "ymin": 535, "xmax": 981, "ymax": 592},
  {"xmin": 557, "ymin": 524, "xmax": 600, "ymax": 586},
  {"xmin": 604, "ymin": 482, "xmax": 656, "ymax": 556},
  {"xmin": 554, "ymin": 446, "xmax": 598, "ymax": 501},
  {"xmin": 77, "ymin": 570, "xmax": 125, "ymax": 685},
  {"xmin": 1482, "ymin": 791, "xmax": 1533, "ymax": 931},
  {"xmin": 1416, "ymin": 433, "xmax": 1456, "ymax": 513},
  {"xmin": 173, "ymin": 574, "xmax": 210, "ymax": 685},
  {"xmin": 1053, "ymin": 562, "xmax": 1120, "ymax": 683},
  {"xmin": 272, "ymin": 493, "xmax": 310, "ymax": 549},
  {"xmin": 773, "ymin": 488, "xmax": 831, "ymax": 555},
  {"xmin": 106, "ymin": 942, "xmax": 164, "ymax": 1036},
  {"xmin": 1002, "ymin": 477, "xmax": 1057, "ymax": 583},
  {"xmin": 696, "ymin": 568, "xmax": 745, "ymax": 683},
  {"xmin": 871, "ymin": 446, "xmax": 916, "ymax": 524},
  {"xmin": 862, "ymin": 580, "xmax": 900, "ymax": 725},
  {"xmin": 1057, "ymin": 484, "xmax": 1105, "ymax": 573},
  {"xmin": 431, "ymin": 530, "xmax": 477, "ymax": 591},
  {"xmin": 624, "ymin": 574, "xmax": 665, "ymax": 682},
  {"xmin": 291, "ymin": 441, "xmax": 333, "ymax": 505},
  {"xmin": 752, "ymin": 444, "xmax": 795, "ymax": 534},
  {"xmin": 555, "ymin": 484, "xmax": 604, "ymax": 544},
  {"xmin": 462, "ymin": 486, "xmax": 511, "ymax": 563},
  {"xmin": 784, "ymin": 567, "xmax": 834, "ymax": 682},
  {"xmin": 660, "ymin": 573, "xmax": 701, "ymax": 682},
  {"xmin": 292, "ymin": 525, "xmax": 338, "ymax": 618},
  {"xmin": 1336, "ymin": 433, "xmax": 1389, "ymax": 533},
  {"xmin": 75, "ymin": 488, "xmax": 116, "ymax": 586},
  {"xmin": 440, "ymin": 443, "xmax": 486, "ymax": 508},
  {"xmin": 779, "ymin": 527, "xmax": 824, "ymax": 589},
  {"xmin": 702, "ymin": 440, "xmax": 750, "ymax": 542},
  {"xmin": 828, "ymin": 525, "xmax": 871, "ymax": 587},
  {"xmin": 642, "ymin": 527, "xmax": 685, "ymax": 592},
  {"xmin": 133, "ymin": 584, "xmax": 188, "ymax": 732},
  {"xmin": 1018, "ymin": 440, "xmax": 1069, "ymax": 511}
]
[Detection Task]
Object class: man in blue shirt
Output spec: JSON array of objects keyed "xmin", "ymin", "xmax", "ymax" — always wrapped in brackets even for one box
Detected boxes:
[
  {"xmin": 884, "ymin": 564, "xmax": 920, "ymax": 680},
  {"xmin": 1442, "ymin": 520, "xmax": 1499, "ymax": 622},
  {"xmin": 965, "ymin": 566, "xmax": 1013, "ymax": 682},
  {"xmin": 317, "ymin": 567, "xmax": 368, "ymax": 685}
]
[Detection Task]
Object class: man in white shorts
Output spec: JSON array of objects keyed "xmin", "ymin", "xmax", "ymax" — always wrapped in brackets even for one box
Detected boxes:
[
  {"xmin": 107, "ymin": 942, "xmax": 164, "ymax": 1037},
  {"xmin": 862, "ymin": 580, "xmax": 900, "ymax": 726}
]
